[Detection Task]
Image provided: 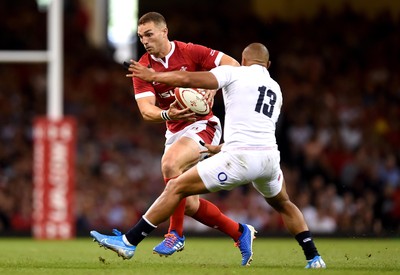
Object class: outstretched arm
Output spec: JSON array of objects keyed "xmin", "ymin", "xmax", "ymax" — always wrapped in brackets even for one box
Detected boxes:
[{"xmin": 126, "ymin": 60, "xmax": 219, "ymax": 90}]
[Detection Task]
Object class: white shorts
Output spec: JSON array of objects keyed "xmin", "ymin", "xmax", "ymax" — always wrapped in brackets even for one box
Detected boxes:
[
  {"xmin": 197, "ymin": 148, "xmax": 283, "ymax": 198},
  {"xmin": 164, "ymin": 116, "xmax": 222, "ymax": 159}
]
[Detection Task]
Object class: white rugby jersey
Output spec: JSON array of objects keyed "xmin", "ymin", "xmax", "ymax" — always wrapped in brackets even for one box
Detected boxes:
[{"xmin": 210, "ymin": 64, "xmax": 283, "ymax": 149}]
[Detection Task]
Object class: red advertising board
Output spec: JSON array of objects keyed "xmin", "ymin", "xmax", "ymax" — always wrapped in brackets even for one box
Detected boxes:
[{"xmin": 32, "ymin": 117, "xmax": 76, "ymax": 239}]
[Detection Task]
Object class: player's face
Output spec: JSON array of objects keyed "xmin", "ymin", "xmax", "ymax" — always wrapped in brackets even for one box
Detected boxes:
[{"xmin": 137, "ymin": 22, "xmax": 167, "ymax": 57}]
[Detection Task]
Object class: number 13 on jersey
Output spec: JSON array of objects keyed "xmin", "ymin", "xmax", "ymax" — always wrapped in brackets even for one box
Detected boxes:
[{"xmin": 254, "ymin": 86, "xmax": 277, "ymax": 118}]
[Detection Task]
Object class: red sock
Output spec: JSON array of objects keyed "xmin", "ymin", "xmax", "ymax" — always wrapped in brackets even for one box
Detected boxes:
[
  {"xmin": 165, "ymin": 177, "xmax": 185, "ymax": 237},
  {"xmin": 192, "ymin": 198, "xmax": 241, "ymax": 241},
  {"xmin": 168, "ymin": 198, "xmax": 186, "ymax": 237}
]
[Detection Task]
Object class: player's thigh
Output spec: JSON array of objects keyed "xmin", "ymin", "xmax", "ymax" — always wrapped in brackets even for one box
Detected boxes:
[
  {"xmin": 162, "ymin": 136, "xmax": 201, "ymax": 174},
  {"xmin": 197, "ymin": 151, "xmax": 253, "ymax": 192},
  {"xmin": 252, "ymin": 172, "xmax": 283, "ymax": 199},
  {"xmin": 251, "ymin": 151, "xmax": 283, "ymax": 198},
  {"xmin": 162, "ymin": 119, "xmax": 222, "ymax": 172},
  {"xmin": 171, "ymin": 166, "xmax": 209, "ymax": 196}
]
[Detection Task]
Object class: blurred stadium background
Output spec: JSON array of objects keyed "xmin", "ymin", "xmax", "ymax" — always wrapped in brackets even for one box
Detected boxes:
[{"xmin": 0, "ymin": 0, "xmax": 399, "ymax": 238}]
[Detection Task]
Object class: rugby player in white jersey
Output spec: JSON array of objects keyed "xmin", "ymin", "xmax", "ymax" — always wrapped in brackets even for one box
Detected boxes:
[{"xmin": 91, "ymin": 43, "xmax": 326, "ymax": 268}]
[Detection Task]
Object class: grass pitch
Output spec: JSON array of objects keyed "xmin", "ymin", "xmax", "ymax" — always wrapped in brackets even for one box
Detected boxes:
[{"xmin": 0, "ymin": 236, "xmax": 399, "ymax": 274}]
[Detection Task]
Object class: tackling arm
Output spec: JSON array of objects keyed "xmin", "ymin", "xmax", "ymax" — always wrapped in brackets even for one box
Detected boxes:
[
  {"xmin": 200, "ymin": 54, "xmax": 237, "ymax": 106},
  {"xmin": 127, "ymin": 60, "xmax": 219, "ymax": 90}
]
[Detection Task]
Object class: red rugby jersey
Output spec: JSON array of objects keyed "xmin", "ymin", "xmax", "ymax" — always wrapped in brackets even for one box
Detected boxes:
[{"xmin": 133, "ymin": 41, "xmax": 222, "ymax": 133}]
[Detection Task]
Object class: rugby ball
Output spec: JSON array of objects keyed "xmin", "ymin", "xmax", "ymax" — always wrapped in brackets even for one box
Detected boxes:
[{"xmin": 174, "ymin": 87, "xmax": 210, "ymax": 115}]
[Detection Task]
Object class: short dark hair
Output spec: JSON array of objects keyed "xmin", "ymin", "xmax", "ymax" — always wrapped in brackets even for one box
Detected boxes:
[{"xmin": 138, "ymin": 12, "xmax": 167, "ymax": 26}]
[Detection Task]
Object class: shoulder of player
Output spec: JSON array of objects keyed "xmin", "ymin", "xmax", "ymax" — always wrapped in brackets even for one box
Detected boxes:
[
  {"xmin": 173, "ymin": 40, "xmax": 187, "ymax": 47},
  {"xmin": 173, "ymin": 40, "xmax": 213, "ymax": 52},
  {"xmin": 213, "ymin": 64, "xmax": 241, "ymax": 73}
]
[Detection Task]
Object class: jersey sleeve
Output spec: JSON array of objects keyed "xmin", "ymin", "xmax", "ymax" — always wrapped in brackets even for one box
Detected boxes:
[
  {"xmin": 132, "ymin": 55, "xmax": 155, "ymax": 100},
  {"xmin": 210, "ymin": 65, "xmax": 233, "ymax": 89},
  {"xmin": 184, "ymin": 42, "xmax": 224, "ymax": 70}
]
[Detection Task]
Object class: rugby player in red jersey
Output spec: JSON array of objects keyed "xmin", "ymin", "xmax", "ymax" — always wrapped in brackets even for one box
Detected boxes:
[{"xmin": 113, "ymin": 12, "xmax": 256, "ymax": 260}]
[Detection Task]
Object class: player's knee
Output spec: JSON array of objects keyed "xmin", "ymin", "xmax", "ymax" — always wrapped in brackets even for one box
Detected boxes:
[
  {"xmin": 266, "ymin": 196, "xmax": 290, "ymax": 213},
  {"xmin": 162, "ymin": 154, "xmax": 189, "ymax": 177},
  {"xmin": 164, "ymin": 178, "xmax": 190, "ymax": 199},
  {"xmin": 161, "ymin": 159, "xmax": 176, "ymax": 176},
  {"xmin": 184, "ymin": 196, "xmax": 200, "ymax": 215}
]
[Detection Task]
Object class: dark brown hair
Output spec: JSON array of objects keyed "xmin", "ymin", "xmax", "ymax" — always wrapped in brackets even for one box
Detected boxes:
[{"xmin": 138, "ymin": 12, "xmax": 167, "ymax": 26}]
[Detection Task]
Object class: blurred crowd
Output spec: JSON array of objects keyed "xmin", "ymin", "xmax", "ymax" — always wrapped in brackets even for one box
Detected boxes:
[{"xmin": 0, "ymin": 1, "xmax": 399, "ymax": 237}]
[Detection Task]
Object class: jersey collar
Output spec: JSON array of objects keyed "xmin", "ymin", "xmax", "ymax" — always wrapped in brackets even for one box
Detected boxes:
[{"xmin": 150, "ymin": 41, "xmax": 175, "ymax": 68}]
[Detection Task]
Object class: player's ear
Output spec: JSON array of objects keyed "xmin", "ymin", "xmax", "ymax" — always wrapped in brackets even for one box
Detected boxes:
[
  {"xmin": 241, "ymin": 57, "xmax": 247, "ymax": 66},
  {"xmin": 267, "ymin": 61, "xmax": 271, "ymax": 69}
]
